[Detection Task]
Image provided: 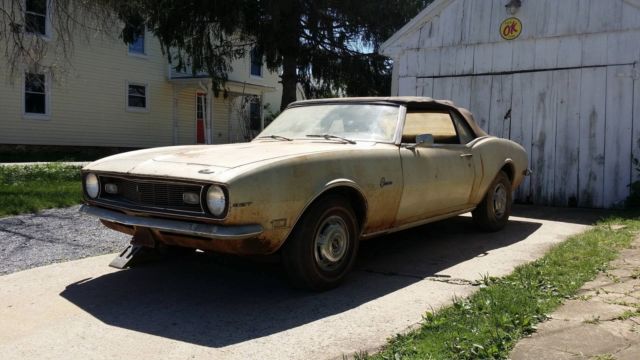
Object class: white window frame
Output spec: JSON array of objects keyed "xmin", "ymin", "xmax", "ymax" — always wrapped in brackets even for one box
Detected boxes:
[
  {"xmin": 127, "ymin": 27, "xmax": 147, "ymax": 58},
  {"xmin": 22, "ymin": 72, "xmax": 51, "ymax": 120},
  {"xmin": 126, "ymin": 82, "xmax": 149, "ymax": 112},
  {"xmin": 23, "ymin": 0, "xmax": 52, "ymax": 39},
  {"xmin": 249, "ymin": 47, "xmax": 264, "ymax": 78}
]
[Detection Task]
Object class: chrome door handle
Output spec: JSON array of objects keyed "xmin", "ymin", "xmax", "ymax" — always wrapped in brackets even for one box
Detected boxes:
[{"xmin": 460, "ymin": 153, "xmax": 473, "ymax": 158}]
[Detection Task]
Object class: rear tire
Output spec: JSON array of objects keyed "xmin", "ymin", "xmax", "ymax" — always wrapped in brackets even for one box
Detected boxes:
[
  {"xmin": 282, "ymin": 195, "xmax": 360, "ymax": 291},
  {"xmin": 472, "ymin": 171, "xmax": 512, "ymax": 232}
]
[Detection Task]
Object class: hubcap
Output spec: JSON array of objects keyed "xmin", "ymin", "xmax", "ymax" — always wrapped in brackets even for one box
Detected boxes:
[
  {"xmin": 314, "ymin": 215, "xmax": 349, "ymax": 271},
  {"xmin": 493, "ymin": 183, "xmax": 508, "ymax": 218}
]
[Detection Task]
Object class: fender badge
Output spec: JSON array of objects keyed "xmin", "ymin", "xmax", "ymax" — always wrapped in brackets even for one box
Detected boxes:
[
  {"xmin": 380, "ymin": 177, "xmax": 393, "ymax": 188},
  {"xmin": 198, "ymin": 169, "xmax": 216, "ymax": 174}
]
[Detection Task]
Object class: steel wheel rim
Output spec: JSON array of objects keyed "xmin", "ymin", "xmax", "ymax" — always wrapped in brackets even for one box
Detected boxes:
[
  {"xmin": 493, "ymin": 183, "xmax": 508, "ymax": 218},
  {"xmin": 314, "ymin": 215, "xmax": 349, "ymax": 271}
]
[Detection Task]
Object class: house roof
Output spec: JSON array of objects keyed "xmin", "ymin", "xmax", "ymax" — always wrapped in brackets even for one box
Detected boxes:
[{"xmin": 379, "ymin": 0, "xmax": 455, "ymax": 57}]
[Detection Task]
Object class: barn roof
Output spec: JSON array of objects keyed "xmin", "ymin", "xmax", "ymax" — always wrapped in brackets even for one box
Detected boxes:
[
  {"xmin": 379, "ymin": 0, "xmax": 455, "ymax": 56},
  {"xmin": 381, "ymin": 0, "xmax": 640, "ymax": 57}
]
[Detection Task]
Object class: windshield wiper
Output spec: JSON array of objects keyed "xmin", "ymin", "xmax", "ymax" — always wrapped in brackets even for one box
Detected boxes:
[
  {"xmin": 306, "ymin": 134, "xmax": 356, "ymax": 144},
  {"xmin": 256, "ymin": 135, "xmax": 293, "ymax": 141}
]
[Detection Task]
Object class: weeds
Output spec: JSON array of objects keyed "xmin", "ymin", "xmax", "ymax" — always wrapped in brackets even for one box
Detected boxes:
[
  {"xmin": 0, "ymin": 163, "xmax": 83, "ymax": 216},
  {"xmin": 363, "ymin": 215, "xmax": 639, "ymax": 360}
]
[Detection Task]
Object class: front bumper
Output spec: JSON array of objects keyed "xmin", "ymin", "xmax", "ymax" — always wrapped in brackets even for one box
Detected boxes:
[{"xmin": 80, "ymin": 205, "xmax": 262, "ymax": 240}]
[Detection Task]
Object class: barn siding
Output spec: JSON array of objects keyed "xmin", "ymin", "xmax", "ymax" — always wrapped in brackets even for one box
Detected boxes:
[{"xmin": 385, "ymin": 0, "xmax": 640, "ymax": 207}]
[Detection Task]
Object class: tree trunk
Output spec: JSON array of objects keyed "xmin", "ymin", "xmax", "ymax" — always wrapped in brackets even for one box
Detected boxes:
[{"xmin": 280, "ymin": 54, "xmax": 298, "ymax": 111}]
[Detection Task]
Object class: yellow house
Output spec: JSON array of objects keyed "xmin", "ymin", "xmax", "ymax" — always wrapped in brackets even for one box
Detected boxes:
[{"xmin": 0, "ymin": 1, "xmax": 301, "ymax": 151}]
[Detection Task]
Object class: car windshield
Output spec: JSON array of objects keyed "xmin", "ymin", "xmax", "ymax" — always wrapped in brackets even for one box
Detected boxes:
[{"xmin": 256, "ymin": 104, "xmax": 400, "ymax": 143}]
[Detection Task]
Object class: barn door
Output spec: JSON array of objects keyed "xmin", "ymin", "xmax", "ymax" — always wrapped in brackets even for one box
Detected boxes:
[
  {"xmin": 410, "ymin": 65, "xmax": 637, "ymax": 208},
  {"xmin": 510, "ymin": 65, "xmax": 634, "ymax": 208}
]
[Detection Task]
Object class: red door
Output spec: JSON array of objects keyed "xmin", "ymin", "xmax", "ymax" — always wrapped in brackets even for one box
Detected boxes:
[{"xmin": 196, "ymin": 92, "xmax": 206, "ymax": 144}]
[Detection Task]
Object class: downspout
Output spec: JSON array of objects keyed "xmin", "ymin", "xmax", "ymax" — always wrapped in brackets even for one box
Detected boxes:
[
  {"xmin": 172, "ymin": 86, "xmax": 178, "ymax": 145},
  {"xmin": 260, "ymin": 92, "xmax": 265, "ymax": 131}
]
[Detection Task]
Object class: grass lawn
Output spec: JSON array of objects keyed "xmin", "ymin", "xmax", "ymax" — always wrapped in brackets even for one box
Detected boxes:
[
  {"xmin": 0, "ymin": 164, "xmax": 83, "ymax": 217},
  {"xmin": 362, "ymin": 213, "xmax": 640, "ymax": 360}
]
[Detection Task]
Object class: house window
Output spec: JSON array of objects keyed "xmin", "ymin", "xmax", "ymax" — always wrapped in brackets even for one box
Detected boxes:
[
  {"xmin": 249, "ymin": 101, "xmax": 261, "ymax": 131},
  {"xmin": 128, "ymin": 26, "xmax": 145, "ymax": 55},
  {"xmin": 127, "ymin": 83, "xmax": 147, "ymax": 110},
  {"xmin": 250, "ymin": 47, "xmax": 263, "ymax": 77},
  {"xmin": 24, "ymin": 73, "xmax": 48, "ymax": 115},
  {"xmin": 25, "ymin": 0, "xmax": 48, "ymax": 36}
]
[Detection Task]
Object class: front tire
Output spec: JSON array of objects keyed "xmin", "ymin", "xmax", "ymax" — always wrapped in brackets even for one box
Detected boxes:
[
  {"xmin": 472, "ymin": 171, "xmax": 512, "ymax": 231},
  {"xmin": 282, "ymin": 195, "xmax": 360, "ymax": 291}
]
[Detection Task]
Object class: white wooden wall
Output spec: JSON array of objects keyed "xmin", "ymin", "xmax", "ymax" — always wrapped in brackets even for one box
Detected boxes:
[{"xmin": 391, "ymin": 0, "xmax": 640, "ymax": 208}]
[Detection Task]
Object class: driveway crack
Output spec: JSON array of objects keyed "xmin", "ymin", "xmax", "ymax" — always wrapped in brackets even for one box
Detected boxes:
[{"xmin": 360, "ymin": 269, "xmax": 476, "ymax": 285}]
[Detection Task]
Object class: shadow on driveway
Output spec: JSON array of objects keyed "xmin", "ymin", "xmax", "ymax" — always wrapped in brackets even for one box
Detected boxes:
[{"xmin": 60, "ymin": 214, "xmax": 542, "ymax": 348}]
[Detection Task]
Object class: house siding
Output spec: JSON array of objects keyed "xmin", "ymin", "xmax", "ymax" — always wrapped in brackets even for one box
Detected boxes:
[
  {"xmin": 0, "ymin": 30, "xmax": 174, "ymax": 148},
  {"xmin": 0, "ymin": 17, "xmax": 288, "ymax": 150}
]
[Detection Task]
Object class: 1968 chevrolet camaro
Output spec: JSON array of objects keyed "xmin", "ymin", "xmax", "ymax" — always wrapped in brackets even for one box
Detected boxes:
[{"xmin": 81, "ymin": 97, "xmax": 529, "ymax": 290}]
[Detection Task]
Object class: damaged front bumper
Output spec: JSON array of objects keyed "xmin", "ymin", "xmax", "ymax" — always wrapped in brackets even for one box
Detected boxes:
[{"xmin": 79, "ymin": 204, "xmax": 263, "ymax": 241}]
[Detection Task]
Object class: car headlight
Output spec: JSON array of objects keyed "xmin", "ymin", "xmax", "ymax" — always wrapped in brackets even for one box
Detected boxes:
[
  {"xmin": 85, "ymin": 173, "xmax": 99, "ymax": 199},
  {"xmin": 206, "ymin": 185, "xmax": 226, "ymax": 216}
]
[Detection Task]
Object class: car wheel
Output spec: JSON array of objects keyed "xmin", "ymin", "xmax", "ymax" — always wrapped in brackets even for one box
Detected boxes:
[
  {"xmin": 472, "ymin": 171, "xmax": 512, "ymax": 232},
  {"xmin": 282, "ymin": 194, "xmax": 360, "ymax": 291}
]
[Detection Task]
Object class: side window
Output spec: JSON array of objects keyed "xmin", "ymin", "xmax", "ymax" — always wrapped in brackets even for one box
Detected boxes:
[
  {"xmin": 127, "ymin": 83, "xmax": 148, "ymax": 111},
  {"xmin": 450, "ymin": 111, "xmax": 476, "ymax": 144},
  {"xmin": 249, "ymin": 100, "xmax": 261, "ymax": 131},
  {"xmin": 25, "ymin": 0, "xmax": 48, "ymax": 36},
  {"xmin": 250, "ymin": 47, "xmax": 263, "ymax": 77},
  {"xmin": 24, "ymin": 72, "xmax": 48, "ymax": 116},
  {"xmin": 128, "ymin": 26, "xmax": 146, "ymax": 55},
  {"xmin": 402, "ymin": 111, "xmax": 459, "ymax": 144}
]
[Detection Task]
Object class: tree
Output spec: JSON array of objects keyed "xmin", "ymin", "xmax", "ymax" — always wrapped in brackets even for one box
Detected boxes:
[
  {"xmin": 105, "ymin": 0, "xmax": 430, "ymax": 109},
  {"xmin": 2, "ymin": 0, "xmax": 430, "ymax": 109},
  {"xmin": 0, "ymin": 0, "xmax": 118, "ymax": 78}
]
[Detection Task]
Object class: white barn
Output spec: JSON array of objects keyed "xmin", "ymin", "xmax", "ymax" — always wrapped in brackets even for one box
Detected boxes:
[{"xmin": 380, "ymin": 0, "xmax": 640, "ymax": 208}]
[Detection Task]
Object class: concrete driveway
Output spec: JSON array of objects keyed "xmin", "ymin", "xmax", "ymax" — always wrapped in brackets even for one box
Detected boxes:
[{"xmin": 0, "ymin": 206, "xmax": 607, "ymax": 359}]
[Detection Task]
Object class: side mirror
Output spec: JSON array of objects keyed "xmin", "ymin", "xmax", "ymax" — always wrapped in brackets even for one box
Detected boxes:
[{"xmin": 415, "ymin": 134, "xmax": 434, "ymax": 147}]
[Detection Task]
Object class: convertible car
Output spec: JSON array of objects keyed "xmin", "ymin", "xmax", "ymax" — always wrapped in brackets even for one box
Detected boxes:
[{"xmin": 81, "ymin": 97, "xmax": 528, "ymax": 290}]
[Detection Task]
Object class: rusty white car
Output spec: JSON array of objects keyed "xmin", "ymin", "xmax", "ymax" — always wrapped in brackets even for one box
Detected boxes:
[{"xmin": 81, "ymin": 97, "xmax": 529, "ymax": 290}]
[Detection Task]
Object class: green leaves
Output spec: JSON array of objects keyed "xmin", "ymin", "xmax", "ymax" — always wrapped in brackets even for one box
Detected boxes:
[{"xmin": 102, "ymin": 0, "xmax": 431, "ymax": 106}]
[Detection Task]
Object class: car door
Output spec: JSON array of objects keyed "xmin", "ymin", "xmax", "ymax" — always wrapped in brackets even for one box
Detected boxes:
[{"xmin": 394, "ymin": 109, "xmax": 478, "ymax": 226}]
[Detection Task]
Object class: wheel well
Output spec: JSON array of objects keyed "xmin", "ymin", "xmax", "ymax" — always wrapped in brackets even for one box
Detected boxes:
[
  {"xmin": 501, "ymin": 163, "xmax": 515, "ymax": 184},
  {"xmin": 314, "ymin": 186, "xmax": 367, "ymax": 231}
]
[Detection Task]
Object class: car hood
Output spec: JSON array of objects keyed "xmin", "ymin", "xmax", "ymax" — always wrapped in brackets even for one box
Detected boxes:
[{"xmin": 84, "ymin": 141, "xmax": 365, "ymax": 181}]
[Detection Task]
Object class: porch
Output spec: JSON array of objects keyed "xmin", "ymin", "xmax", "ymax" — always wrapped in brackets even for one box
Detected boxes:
[{"xmin": 169, "ymin": 77, "xmax": 276, "ymax": 145}]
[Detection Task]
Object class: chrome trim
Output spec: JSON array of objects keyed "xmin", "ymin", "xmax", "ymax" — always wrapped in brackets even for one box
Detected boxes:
[
  {"xmin": 394, "ymin": 105, "xmax": 407, "ymax": 145},
  {"xmin": 361, "ymin": 207, "xmax": 475, "ymax": 239},
  {"xmin": 93, "ymin": 174, "xmax": 207, "ymax": 216},
  {"xmin": 80, "ymin": 205, "xmax": 262, "ymax": 240}
]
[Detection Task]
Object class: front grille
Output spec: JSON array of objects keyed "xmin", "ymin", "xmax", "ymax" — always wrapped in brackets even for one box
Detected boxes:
[{"xmin": 97, "ymin": 176, "xmax": 204, "ymax": 214}]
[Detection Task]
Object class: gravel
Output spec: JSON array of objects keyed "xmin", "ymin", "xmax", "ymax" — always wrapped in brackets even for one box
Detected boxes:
[{"xmin": 0, "ymin": 205, "xmax": 129, "ymax": 275}]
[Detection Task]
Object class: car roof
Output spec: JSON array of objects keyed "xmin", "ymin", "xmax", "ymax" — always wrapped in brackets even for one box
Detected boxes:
[{"xmin": 288, "ymin": 97, "xmax": 488, "ymax": 138}]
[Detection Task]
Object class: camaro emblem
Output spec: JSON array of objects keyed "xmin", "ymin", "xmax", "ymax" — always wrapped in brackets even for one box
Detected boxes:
[{"xmin": 380, "ymin": 177, "xmax": 393, "ymax": 188}]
